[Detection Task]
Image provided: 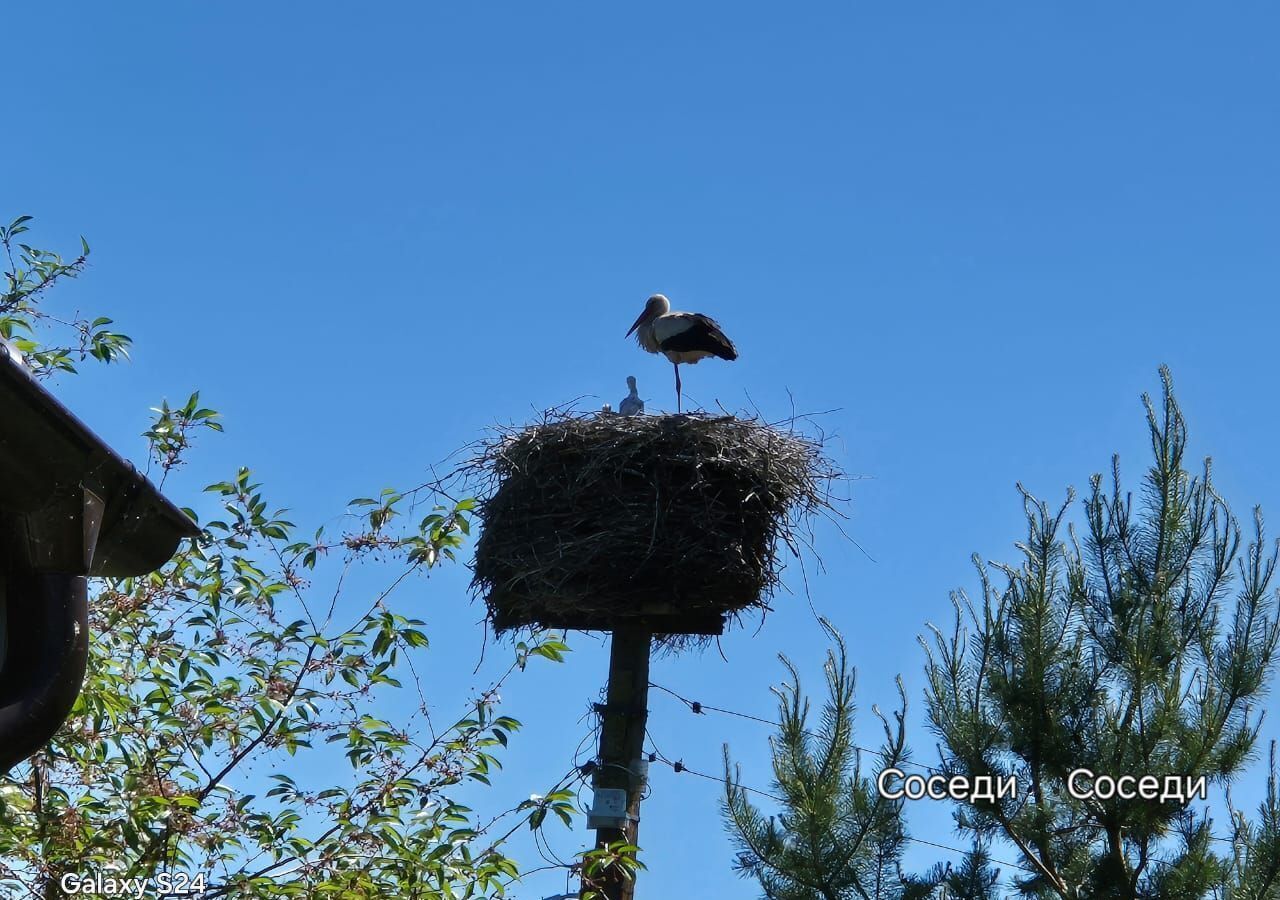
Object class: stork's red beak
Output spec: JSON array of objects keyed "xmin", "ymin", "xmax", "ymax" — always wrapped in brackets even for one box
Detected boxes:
[{"xmin": 625, "ymin": 309, "xmax": 650, "ymax": 338}]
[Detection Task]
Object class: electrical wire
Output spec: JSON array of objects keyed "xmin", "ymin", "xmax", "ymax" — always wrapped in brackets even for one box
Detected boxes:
[
  {"xmin": 643, "ymin": 681, "xmax": 1247, "ymax": 877},
  {"xmin": 640, "ymin": 742, "xmax": 1038, "ymax": 876},
  {"xmin": 649, "ymin": 681, "xmax": 942, "ymax": 775}
]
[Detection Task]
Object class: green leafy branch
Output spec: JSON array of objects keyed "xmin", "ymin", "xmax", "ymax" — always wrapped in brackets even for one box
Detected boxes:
[
  {"xmin": 144, "ymin": 391, "xmax": 224, "ymax": 481},
  {"xmin": 579, "ymin": 840, "xmax": 646, "ymax": 900},
  {"xmin": 0, "ymin": 215, "xmax": 131, "ymax": 377}
]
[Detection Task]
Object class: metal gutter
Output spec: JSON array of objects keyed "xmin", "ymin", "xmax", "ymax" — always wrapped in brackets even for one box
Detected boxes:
[{"xmin": 0, "ymin": 349, "xmax": 200, "ymax": 576}]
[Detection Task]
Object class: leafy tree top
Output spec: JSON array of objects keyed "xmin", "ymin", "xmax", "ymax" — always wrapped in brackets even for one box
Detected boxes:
[
  {"xmin": 723, "ymin": 622, "xmax": 915, "ymax": 900},
  {"xmin": 0, "ymin": 216, "xmax": 580, "ymax": 899},
  {"xmin": 922, "ymin": 368, "xmax": 1280, "ymax": 899}
]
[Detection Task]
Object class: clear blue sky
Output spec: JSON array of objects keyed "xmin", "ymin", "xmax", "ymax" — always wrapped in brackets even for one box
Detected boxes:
[{"xmin": 9, "ymin": 3, "xmax": 1280, "ymax": 895}]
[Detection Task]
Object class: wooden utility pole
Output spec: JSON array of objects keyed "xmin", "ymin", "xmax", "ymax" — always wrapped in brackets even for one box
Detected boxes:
[{"xmin": 582, "ymin": 624, "xmax": 651, "ymax": 900}]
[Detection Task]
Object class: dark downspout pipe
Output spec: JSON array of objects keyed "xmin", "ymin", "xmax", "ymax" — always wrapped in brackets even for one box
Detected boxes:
[{"xmin": 0, "ymin": 571, "xmax": 88, "ymax": 773}]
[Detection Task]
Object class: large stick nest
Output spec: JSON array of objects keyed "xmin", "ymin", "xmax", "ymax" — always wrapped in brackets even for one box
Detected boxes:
[{"xmin": 468, "ymin": 411, "xmax": 838, "ymax": 645}]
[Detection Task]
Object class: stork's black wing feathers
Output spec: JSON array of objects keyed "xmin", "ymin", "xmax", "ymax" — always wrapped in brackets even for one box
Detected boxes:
[{"xmin": 658, "ymin": 314, "xmax": 738, "ymax": 361}]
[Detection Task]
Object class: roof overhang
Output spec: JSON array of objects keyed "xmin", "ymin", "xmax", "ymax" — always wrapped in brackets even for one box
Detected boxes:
[{"xmin": 0, "ymin": 350, "xmax": 200, "ymax": 577}]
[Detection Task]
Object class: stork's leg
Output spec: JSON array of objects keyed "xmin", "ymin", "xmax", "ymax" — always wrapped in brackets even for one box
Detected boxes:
[{"xmin": 673, "ymin": 363, "xmax": 682, "ymax": 413}]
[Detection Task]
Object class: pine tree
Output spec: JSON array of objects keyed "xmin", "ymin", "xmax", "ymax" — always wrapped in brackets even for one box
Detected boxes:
[
  {"xmin": 921, "ymin": 369, "xmax": 1280, "ymax": 898},
  {"xmin": 1224, "ymin": 741, "xmax": 1280, "ymax": 898},
  {"xmin": 906, "ymin": 842, "xmax": 1003, "ymax": 899},
  {"xmin": 723, "ymin": 623, "xmax": 914, "ymax": 899}
]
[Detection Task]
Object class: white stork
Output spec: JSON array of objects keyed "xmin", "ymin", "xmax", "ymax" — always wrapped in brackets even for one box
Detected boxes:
[
  {"xmin": 619, "ymin": 375, "xmax": 644, "ymax": 416},
  {"xmin": 624, "ymin": 294, "xmax": 737, "ymax": 412}
]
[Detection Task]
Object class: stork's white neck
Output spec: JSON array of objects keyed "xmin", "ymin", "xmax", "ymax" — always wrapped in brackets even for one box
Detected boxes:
[{"xmin": 633, "ymin": 322, "xmax": 662, "ymax": 355}]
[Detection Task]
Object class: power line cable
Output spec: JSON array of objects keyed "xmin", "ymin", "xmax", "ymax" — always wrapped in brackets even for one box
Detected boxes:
[
  {"xmin": 649, "ymin": 681, "xmax": 942, "ymax": 775},
  {"xmin": 644, "ymin": 683, "xmax": 1247, "ymax": 874},
  {"xmin": 641, "ymin": 741, "xmax": 1039, "ymax": 876},
  {"xmin": 649, "ymin": 681, "xmax": 1242, "ymax": 846}
]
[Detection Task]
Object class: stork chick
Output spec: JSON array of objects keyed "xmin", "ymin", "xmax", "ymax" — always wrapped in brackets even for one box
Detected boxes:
[
  {"xmin": 619, "ymin": 375, "xmax": 644, "ymax": 416},
  {"xmin": 624, "ymin": 294, "xmax": 737, "ymax": 412}
]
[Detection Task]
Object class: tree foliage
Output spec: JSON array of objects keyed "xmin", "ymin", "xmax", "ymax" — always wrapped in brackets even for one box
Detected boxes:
[
  {"xmin": 722, "ymin": 622, "xmax": 914, "ymax": 899},
  {"xmin": 724, "ymin": 373, "xmax": 1280, "ymax": 900},
  {"xmin": 0, "ymin": 216, "xmax": 129, "ymax": 375},
  {"xmin": 0, "ymin": 216, "xmax": 578, "ymax": 898},
  {"xmin": 921, "ymin": 369, "xmax": 1280, "ymax": 899},
  {"xmin": 907, "ymin": 843, "xmax": 1003, "ymax": 900},
  {"xmin": 1222, "ymin": 742, "xmax": 1280, "ymax": 899}
]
